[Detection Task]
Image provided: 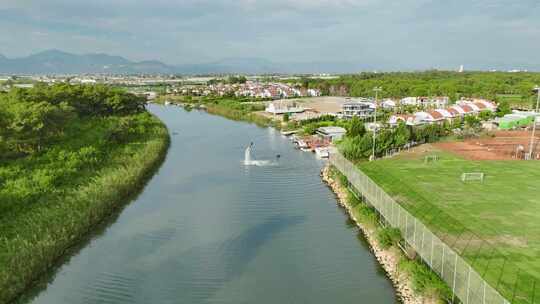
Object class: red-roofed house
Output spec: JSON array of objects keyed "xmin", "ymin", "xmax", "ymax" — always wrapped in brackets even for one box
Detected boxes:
[
  {"xmin": 459, "ymin": 98, "xmax": 497, "ymax": 112},
  {"xmin": 414, "ymin": 111, "xmax": 445, "ymax": 124},
  {"xmin": 428, "ymin": 110, "xmax": 446, "ymax": 121},
  {"xmin": 473, "ymin": 102, "xmax": 487, "ymax": 111},
  {"xmin": 433, "ymin": 109, "xmax": 453, "ymax": 119},
  {"xmin": 460, "ymin": 104, "xmax": 475, "ymax": 114},
  {"xmin": 446, "ymin": 107, "xmax": 460, "ymax": 117}
]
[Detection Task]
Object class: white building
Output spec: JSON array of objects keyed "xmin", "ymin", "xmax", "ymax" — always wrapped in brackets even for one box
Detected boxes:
[
  {"xmin": 316, "ymin": 126, "xmax": 347, "ymax": 142},
  {"xmin": 307, "ymin": 89, "xmax": 321, "ymax": 97},
  {"xmin": 400, "ymin": 96, "xmax": 449, "ymax": 108},
  {"xmin": 265, "ymin": 100, "xmax": 304, "ymax": 114},
  {"xmin": 80, "ymin": 78, "xmax": 97, "ymax": 84},
  {"xmin": 381, "ymin": 99, "xmax": 397, "ymax": 109},
  {"xmin": 341, "ymin": 100, "xmax": 375, "ymax": 118}
]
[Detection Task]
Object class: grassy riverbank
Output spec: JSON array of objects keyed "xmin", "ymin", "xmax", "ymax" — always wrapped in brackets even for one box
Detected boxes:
[
  {"xmin": 0, "ymin": 85, "xmax": 170, "ymax": 303},
  {"xmin": 0, "ymin": 112, "xmax": 169, "ymax": 303}
]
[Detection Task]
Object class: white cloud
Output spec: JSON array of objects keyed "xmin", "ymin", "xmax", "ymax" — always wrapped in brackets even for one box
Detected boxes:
[{"xmin": 0, "ymin": 0, "xmax": 539, "ymax": 69}]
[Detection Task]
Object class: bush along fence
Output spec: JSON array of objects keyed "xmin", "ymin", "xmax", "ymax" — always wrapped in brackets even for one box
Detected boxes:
[{"xmin": 330, "ymin": 152, "xmax": 511, "ymax": 304}]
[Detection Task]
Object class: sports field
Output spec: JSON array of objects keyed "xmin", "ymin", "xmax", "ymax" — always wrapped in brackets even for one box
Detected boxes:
[{"xmin": 359, "ymin": 145, "xmax": 540, "ymax": 303}]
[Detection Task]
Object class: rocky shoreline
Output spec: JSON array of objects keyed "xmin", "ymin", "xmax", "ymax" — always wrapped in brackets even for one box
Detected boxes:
[{"xmin": 321, "ymin": 165, "xmax": 433, "ymax": 304}]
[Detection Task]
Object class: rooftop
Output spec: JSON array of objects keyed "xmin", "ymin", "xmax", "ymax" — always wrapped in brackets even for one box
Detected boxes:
[{"xmin": 317, "ymin": 126, "xmax": 347, "ymax": 134}]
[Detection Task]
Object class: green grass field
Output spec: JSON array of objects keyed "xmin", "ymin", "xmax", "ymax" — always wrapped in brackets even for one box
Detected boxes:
[
  {"xmin": 497, "ymin": 94, "xmax": 535, "ymax": 108},
  {"xmin": 359, "ymin": 149, "xmax": 540, "ymax": 303}
]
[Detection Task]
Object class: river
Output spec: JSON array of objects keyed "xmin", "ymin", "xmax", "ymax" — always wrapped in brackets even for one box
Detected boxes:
[{"xmin": 19, "ymin": 105, "xmax": 397, "ymax": 304}]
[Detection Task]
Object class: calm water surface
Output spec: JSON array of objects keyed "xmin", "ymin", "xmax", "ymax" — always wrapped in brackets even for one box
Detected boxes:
[{"xmin": 21, "ymin": 105, "xmax": 397, "ymax": 304}]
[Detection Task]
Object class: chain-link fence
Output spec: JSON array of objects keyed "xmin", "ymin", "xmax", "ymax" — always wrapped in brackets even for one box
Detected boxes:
[{"xmin": 330, "ymin": 152, "xmax": 513, "ymax": 304}]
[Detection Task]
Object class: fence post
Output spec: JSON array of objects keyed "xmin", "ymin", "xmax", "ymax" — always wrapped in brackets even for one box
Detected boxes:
[
  {"xmin": 430, "ymin": 236, "xmax": 434, "ymax": 267},
  {"xmin": 391, "ymin": 199, "xmax": 395, "ymax": 226},
  {"xmin": 466, "ymin": 265, "xmax": 472, "ymax": 304},
  {"xmin": 421, "ymin": 228, "xmax": 425, "ymax": 252},
  {"xmin": 413, "ymin": 218, "xmax": 417, "ymax": 246},
  {"xmin": 442, "ymin": 245, "xmax": 446, "ymax": 277},
  {"xmin": 405, "ymin": 214, "xmax": 408, "ymax": 241},
  {"xmin": 482, "ymin": 280, "xmax": 487, "ymax": 304},
  {"xmin": 397, "ymin": 207, "xmax": 401, "ymax": 230},
  {"xmin": 452, "ymin": 252, "xmax": 458, "ymax": 302}
]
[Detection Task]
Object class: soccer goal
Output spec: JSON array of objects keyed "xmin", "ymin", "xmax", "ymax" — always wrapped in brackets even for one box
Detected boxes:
[
  {"xmin": 461, "ymin": 172, "xmax": 485, "ymax": 183},
  {"xmin": 424, "ymin": 155, "xmax": 439, "ymax": 163}
]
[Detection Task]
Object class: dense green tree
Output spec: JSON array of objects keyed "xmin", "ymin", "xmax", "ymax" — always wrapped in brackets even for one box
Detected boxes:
[
  {"xmin": 284, "ymin": 71, "xmax": 540, "ymax": 104},
  {"xmin": 348, "ymin": 116, "xmax": 366, "ymax": 137},
  {"xmin": 393, "ymin": 122, "xmax": 411, "ymax": 147},
  {"xmin": 465, "ymin": 115, "xmax": 481, "ymax": 129},
  {"xmin": 496, "ymin": 101, "xmax": 512, "ymax": 117},
  {"xmin": 0, "ymin": 83, "xmax": 146, "ymax": 157},
  {"xmin": 478, "ymin": 110, "xmax": 494, "ymax": 121},
  {"xmin": 228, "ymin": 75, "xmax": 247, "ymax": 84}
]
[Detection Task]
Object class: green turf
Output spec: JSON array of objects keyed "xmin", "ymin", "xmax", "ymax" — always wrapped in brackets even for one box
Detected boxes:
[
  {"xmin": 497, "ymin": 94, "xmax": 535, "ymax": 108},
  {"xmin": 359, "ymin": 150, "xmax": 540, "ymax": 303}
]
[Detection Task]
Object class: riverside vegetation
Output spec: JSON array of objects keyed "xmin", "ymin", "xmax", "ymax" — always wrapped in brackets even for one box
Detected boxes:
[{"xmin": 0, "ymin": 84, "xmax": 170, "ymax": 303}]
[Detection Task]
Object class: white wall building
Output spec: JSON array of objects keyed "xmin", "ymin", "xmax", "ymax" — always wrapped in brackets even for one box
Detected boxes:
[
  {"xmin": 316, "ymin": 126, "xmax": 346, "ymax": 141},
  {"xmin": 341, "ymin": 101, "xmax": 375, "ymax": 118},
  {"xmin": 265, "ymin": 101, "xmax": 304, "ymax": 114}
]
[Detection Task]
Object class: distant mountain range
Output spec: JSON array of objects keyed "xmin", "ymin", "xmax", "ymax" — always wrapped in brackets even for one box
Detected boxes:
[
  {"xmin": 0, "ymin": 50, "xmax": 372, "ymax": 75},
  {"xmin": 2, "ymin": 50, "xmax": 538, "ymax": 75},
  {"xmin": 0, "ymin": 50, "xmax": 178, "ymax": 75}
]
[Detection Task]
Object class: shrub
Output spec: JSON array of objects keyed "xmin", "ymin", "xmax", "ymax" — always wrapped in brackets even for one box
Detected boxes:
[
  {"xmin": 377, "ymin": 227, "xmax": 402, "ymax": 249},
  {"xmin": 346, "ymin": 189, "xmax": 361, "ymax": 207},
  {"xmin": 283, "ymin": 112, "xmax": 290, "ymax": 122},
  {"xmin": 398, "ymin": 258, "xmax": 452, "ymax": 301}
]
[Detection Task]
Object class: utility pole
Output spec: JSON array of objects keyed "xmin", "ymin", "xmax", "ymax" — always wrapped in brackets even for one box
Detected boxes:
[
  {"xmin": 372, "ymin": 87, "xmax": 382, "ymax": 161},
  {"xmin": 528, "ymin": 86, "xmax": 540, "ymax": 159}
]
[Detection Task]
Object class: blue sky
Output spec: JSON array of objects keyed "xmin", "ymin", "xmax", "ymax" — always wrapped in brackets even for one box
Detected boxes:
[{"xmin": 0, "ymin": 0, "xmax": 539, "ymax": 70}]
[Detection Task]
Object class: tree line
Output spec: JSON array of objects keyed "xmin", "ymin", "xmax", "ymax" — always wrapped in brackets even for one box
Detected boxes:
[
  {"xmin": 0, "ymin": 83, "xmax": 146, "ymax": 157},
  {"xmin": 339, "ymin": 116, "xmax": 481, "ymax": 160},
  {"xmin": 289, "ymin": 71, "xmax": 540, "ymax": 104}
]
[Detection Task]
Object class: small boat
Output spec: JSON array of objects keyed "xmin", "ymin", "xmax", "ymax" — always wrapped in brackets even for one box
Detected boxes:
[
  {"xmin": 295, "ymin": 140, "xmax": 308, "ymax": 149},
  {"xmin": 164, "ymin": 101, "xmax": 172, "ymax": 106},
  {"xmin": 281, "ymin": 130, "xmax": 299, "ymax": 136},
  {"xmin": 315, "ymin": 147, "xmax": 330, "ymax": 158}
]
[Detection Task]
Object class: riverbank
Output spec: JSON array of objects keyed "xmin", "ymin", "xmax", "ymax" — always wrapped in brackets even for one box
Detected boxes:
[
  {"xmin": 321, "ymin": 165, "xmax": 438, "ymax": 304},
  {"xmin": 204, "ymin": 102, "xmax": 277, "ymax": 128},
  {"xmin": 0, "ymin": 112, "xmax": 170, "ymax": 304},
  {"xmin": 154, "ymin": 96, "xmax": 280, "ymax": 129}
]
